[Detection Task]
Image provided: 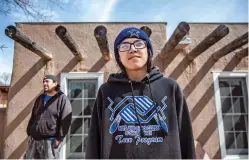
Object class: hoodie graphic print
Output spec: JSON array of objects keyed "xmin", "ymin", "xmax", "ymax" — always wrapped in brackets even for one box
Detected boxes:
[
  {"xmin": 108, "ymin": 94, "xmax": 168, "ymax": 145},
  {"xmin": 86, "ymin": 67, "xmax": 196, "ymax": 159}
]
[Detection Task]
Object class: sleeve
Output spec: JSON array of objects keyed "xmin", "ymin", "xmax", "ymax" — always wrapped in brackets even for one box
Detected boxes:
[
  {"xmin": 57, "ymin": 95, "xmax": 72, "ymax": 141},
  {"xmin": 26, "ymin": 96, "xmax": 40, "ymax": 136},
  {"xmin": 175, "ymin": 83, "xmax": 196, "ymax": 159},
  {"xmin": 85, "ymin": 89, "xmax": 102, "ymax": 159}
]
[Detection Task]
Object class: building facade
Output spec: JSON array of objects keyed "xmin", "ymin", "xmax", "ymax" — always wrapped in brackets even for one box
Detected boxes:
[{"xmin": 2, "ymin": 22, "xmax": 248, "ymax": 159}]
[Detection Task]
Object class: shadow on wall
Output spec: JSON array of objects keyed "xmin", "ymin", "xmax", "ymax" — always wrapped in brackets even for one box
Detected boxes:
[
  {"xmin": 195, "ymin": 140, "xmax": 210, "ymax": 159},
  {"xmin": 156, "ymin": 35, "xmax": 246, "ymax": 158},
  {"xmin": 89, "ymin": 57, "xmax": 109, "ymax": 72},
  {"xmin": 4, "ymin": 55, "xmax": 108, "ymax": 159},
  {"xmin": 8, "ymin": 58, "xmax": 45, "ymax": 102},
  {"xmin": 152, "ymin": 49, "xmax": 183, "ymax": 72},
  {"xmin": 4, "ymin": 94, "xmax": 41, "ymax": 141},
  {"xmin": 183, "ymin": 55, "xmax": 245, "ymax": 159},
  {"xmin": 4, "ymin": 58, "xmax": 47, "ymax": 149},
  {"xmin": 3, "ymin": 26, "xmax": 248, "ymax": 159},
  {"xmin": 5, "ymin": 54, "xmax": 247, "ymax": 159},
  {"xmin": 4, "ymin": 59, "xmax": 75, "ymax": 159},
  {"xmin": 8, "ymin": 137, "xmax": 29, "ymax": 159}
]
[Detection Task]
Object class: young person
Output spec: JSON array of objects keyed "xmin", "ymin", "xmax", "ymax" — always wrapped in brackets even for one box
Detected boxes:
[
  {"xmin": 86, "ymin": 27, "xmax": 196, "ymax": 159},
  {"xmin": 25, "ymin": 75, "xmax": 72, "ymax": 159}
]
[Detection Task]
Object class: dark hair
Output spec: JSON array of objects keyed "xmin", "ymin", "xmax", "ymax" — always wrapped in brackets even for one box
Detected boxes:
[
  {"xmin": 52, "ymin": 80, "xmax": 60, "ymax": 91},
  {"xmin": 55, "ymin": 84, "xmax": 60, "ymax": 91},
  {"xmin": 115, "ymin": 47, "xmax": 153, "ymax": 76}
]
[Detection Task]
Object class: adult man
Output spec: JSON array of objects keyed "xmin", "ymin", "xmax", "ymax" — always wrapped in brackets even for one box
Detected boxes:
[{"xmin": 25, "ymin": 74, "xmax": 72, "ymax": 159}]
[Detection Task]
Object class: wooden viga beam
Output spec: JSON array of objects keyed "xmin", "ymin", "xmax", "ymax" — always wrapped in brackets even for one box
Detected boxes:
[
  {"xmin": 140, "ymin": 26, "xmax": 152, "ymax": 37},
  {"xmin": 56, "ymin": 26, "xmax": 84, "ymax": 61},
  {"xmin": 159, "ymin": 22, "xmax": 190, "ymax": 59},
  {"xmin": 187, "ymin": 25, "xmax": 229, "ymax": 61},
  {"xmin": 212, "ymin": 32, "xmax": 248, "ymax": 60},
  {"xmin": 94, "ymin": 25, "xmax": 111, "ymax": 61},
  {"xmin": 5, "ymin": 25, "xmax": 53, "ymax": 60},
  {"xmin": 236, "ymin": 47, "xmax": 248, "ymax": 58}
]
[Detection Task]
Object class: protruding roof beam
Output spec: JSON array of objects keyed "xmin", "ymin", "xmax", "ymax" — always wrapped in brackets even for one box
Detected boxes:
[
  {"xmin": 94, "ymin": 25, "xmax": 111, "ymax": 61},
  {"xmin": 140, "ymin": 26, "xmax": 152, "ymax": 37},
  {"xmin": 56, "ymin": 25, "xmax": 84, "ymax": 61},
  {"xmin": 187, "ymin": 25, "xmax": 229, "ymax": 60},
  {"xmin": 159, "ymin": 22, "xmax": 190, "ymax": 59},
  {"xmin": 5, "ymin": 25, "xmax": 53, "ymax": 60},
  {"xmin": 212, "ymin": 32, "xmax": 248, "ymax": 60}
]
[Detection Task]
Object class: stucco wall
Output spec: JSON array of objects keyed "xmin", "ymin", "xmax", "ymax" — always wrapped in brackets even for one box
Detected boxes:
[
  {"xmin": 3, "ymin": 22, "xmax": 248, "ymax": 159},
  {"xmin": 0, "ymin": 108, "xmax": 6, "ymax": 158},
  {"xmin": 177, "ymin": 23, "xmax": 248, "ymax": 158}
]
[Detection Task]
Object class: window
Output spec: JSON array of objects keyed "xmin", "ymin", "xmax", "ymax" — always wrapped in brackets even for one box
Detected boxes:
[
  {"xmin": 60, "ymin": 72, "xmax": 104, "ymax": 159},
  {"xmin": 213, "ymin": 72, "xmax": 248, "ymax": 159}
]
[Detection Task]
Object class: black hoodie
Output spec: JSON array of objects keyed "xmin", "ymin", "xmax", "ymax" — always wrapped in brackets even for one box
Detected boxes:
[
  {"xmin": 26, "ymin": 91, "xmax": 72, "ymax": 141},
  {"xmin": 86, "ymin": 67, "xmax": 196, "ymax": 159}
]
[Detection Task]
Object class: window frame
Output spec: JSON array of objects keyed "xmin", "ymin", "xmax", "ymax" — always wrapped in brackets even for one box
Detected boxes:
[
  {"xmin": 60, "ymin": 72, "xmax": 104, "ymax": 159},
  {"xmin": 213, "ymin": 71, "xmax": 248, "ymax": 159}
]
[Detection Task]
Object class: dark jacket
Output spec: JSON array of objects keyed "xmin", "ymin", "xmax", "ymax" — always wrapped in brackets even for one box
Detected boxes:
[
  {"xmin": 86, "ymin": 67, "xmax": 196, "ymax": 159},
  {"xmin": 26, "ymin": 91, "xmax": 72, "ymax": 141}
]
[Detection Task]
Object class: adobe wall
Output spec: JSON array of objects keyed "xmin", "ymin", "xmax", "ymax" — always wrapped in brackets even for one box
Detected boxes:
[{"xmin": 3, "ymin": 22, "xmax": 248, "ymax": 159}]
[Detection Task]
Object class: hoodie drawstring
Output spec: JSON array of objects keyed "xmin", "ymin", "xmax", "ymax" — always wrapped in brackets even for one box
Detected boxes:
[
  {"xmin": 129, "ymin": 80, "xmax": 144, "ymax": 137},
  {"xmin": 147, "ymin": 75, "xmax": 168, "ymax": 137}
]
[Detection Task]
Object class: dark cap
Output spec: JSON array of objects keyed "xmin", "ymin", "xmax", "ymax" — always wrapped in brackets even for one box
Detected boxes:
[{"xmin": 44, "ymin": 74, "xmax": 58, "ymax": 82}]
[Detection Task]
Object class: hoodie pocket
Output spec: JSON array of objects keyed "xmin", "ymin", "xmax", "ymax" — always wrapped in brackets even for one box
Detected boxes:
[
  {"xmin": 37, "ymin": 112, "xmax": 57, "ymax": 136},
  {"xmin": 37, "ymin": 120, "xmax": 56, "ymax": 135},
  {"xmin": 46, "ymin": 121, "xmax": 56, "ymax": 130}
]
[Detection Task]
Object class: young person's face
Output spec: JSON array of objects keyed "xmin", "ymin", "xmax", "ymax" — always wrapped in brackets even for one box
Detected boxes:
[
  {"xmin": 43, "ymin": 79, "xmax": 57, "ymax": 92},
  {"xmin": 118, "ymin": 38, "xmax": 148, "ymax": 71}
]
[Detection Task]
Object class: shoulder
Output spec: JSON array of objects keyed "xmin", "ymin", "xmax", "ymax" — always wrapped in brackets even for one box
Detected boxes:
[
  {"xmin": 36, "ymin": 94, "xmax": 44, "ymax": 101},
  {"xmin": 95, "ymin": 82, "xmax": 118, "ymax": 98},
  {"xmin": 159, "ymin": 77, "xmax": 183, "ymax": 93},
  {"xmin": 58, "ymin": 92, "xmax": 70, "ymax": 101},
  {"xmin": 160, "ymin": 77, "xmax": 180, "ymax": 87},
  {"xmin": 98, "ymin": 82, "xmax": 112, "ymax": 92}
]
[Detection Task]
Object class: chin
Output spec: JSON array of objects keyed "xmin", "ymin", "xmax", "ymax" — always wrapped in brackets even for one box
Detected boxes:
[{"xmin": 127, "ymin": 65, "xmax": 145, "ymax": 71}]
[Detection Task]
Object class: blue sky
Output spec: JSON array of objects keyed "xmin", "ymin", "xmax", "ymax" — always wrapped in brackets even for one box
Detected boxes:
[{"xmin": 0, "ymin": 0, "xmax": 248, "ymax": 74}]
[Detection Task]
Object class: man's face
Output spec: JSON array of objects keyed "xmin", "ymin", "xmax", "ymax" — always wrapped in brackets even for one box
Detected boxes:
[
  {"xmin": 118, "ymin": 38, "xmax": 148, "ymax": 71},
  {"xmin": 43, "ymin": 79, "xmax": 57, "ymax": 92}
]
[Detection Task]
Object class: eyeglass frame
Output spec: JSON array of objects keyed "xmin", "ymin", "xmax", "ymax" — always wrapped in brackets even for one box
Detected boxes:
[{"xmin": 117, "ymin": 39, "xmax": 147, "ymax": 52}]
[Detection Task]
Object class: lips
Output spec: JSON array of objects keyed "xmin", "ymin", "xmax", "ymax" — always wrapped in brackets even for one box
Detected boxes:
[{"xmin": 128, "ymin": 55, "xmax": 141, "ymax": 60}]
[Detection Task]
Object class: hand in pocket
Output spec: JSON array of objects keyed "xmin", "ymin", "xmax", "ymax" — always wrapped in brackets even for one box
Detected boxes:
[{"xmin": 53, "ymin": 140, "xmax": 61, "ymax": 149}]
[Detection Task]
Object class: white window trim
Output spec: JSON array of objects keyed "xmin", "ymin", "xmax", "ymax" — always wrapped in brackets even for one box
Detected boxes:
[
  {"xmin": 59, "ymin": 72, "xmax": 104, "ymax": 159},
  {"xmin": 212, "ymin": 71, "xmax": 248, "ymax": 160}
]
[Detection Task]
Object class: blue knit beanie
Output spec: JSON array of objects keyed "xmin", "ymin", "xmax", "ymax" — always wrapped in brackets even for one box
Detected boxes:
[{"xmin": 114, "ymin": 27, "xmax": 154, "ymax": 58}]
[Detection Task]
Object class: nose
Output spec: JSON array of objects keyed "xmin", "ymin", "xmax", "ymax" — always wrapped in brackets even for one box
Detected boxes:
[{"xmin": 129, "ymin": 44, "xmax": 137, "ymax": 53}]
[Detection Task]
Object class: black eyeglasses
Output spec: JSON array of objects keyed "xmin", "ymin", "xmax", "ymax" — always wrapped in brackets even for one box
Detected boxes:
[{"xmin": 118, "ymin": 40, "xmax": 147, "ymax": 52}]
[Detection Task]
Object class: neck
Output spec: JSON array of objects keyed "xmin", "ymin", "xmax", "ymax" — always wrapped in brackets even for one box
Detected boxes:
[
  {"xmin": 46, "ymin": 90, "xmax": 57, "ymax": 96},
  {"xmin": 126, "ymin": 67, "xmax": 148, "ymax": 81}
]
